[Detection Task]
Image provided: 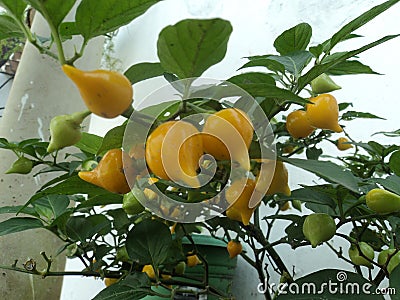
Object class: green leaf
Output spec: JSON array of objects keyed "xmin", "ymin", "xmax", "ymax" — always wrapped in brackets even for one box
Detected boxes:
[
  {"xmin": 126, "ymin": 219, "xmax": 172, "ymax": 266},
  {"xmin": 373, "ymin": 129, "xmax": 400, "ymax": 137},
  {"xmin": 228, "ymin": 72, "xmax": 276, "ymax": 85},
  {"xmin": 0, "ymin": 0, "xmax": 27, "ymax": 19},
  {"xmin": 25, "ymin": 0, "xmax": 76, "ymax": 28},
  {"xmin": 0, "ymin": 14, "xmax": 24, "ymax": 40},
  {"xmin": 0, "ymin": 217, "xmax": 43, "ymax": 236},
  {"xmin": 76, "ymin": 194, "xmax": 123, "ymax": 209},
  {"xmin": 87, "ymin": 214, "xmax": 112, "ymax": 236},
  {"xmin": 277, "ymin": 269, "xmax": 383, "ymax": 299},
  {"xmin": 326, "ymin": 60, "xmax": 380, "ymax": 76},
  {"xmin": 65, "ymin": 216, "xmax": 91, "ymax": 241},
  {"xmin": 237, "ymin": 83, "xmax": 307, "ymax": 105},
  {"xmin": 305, "ymin": 147, "xmax": 322, "ymax": 160},
  {"xmin": 328, "ymin": 0, "xmax": 400, "ymax": 51},
  {"xmin": 0, "ymin": 205, "xmax": 38, "ymax": 217},
  {"xmin": 341, "ymin": 111, "xmax": 385, "ymax": 121},
  {"xmin": 76, "ymin": 0, "xmax": 161, "ymax": 40},
  {"xmin": 390, "ymin": 264, "xmax": 400, "ymax": 300},
  {"xmin": 265, "ymin": 51, "xmax": 313, "ymax": 75},
  {"xmin": 124, "ymin": 62, "xmax": 165, "ymax": 85},
  {"xmin": 297, "ymin": 34, "xmax": 400, "ymax": 92},
  {"xmin": 107, "ymin": 208, "xmax": 130, "ymax": 233},
  {"xmin": 157, "ymin": 18, "xmax": 232, "ymax": 78},
  {"xmin": 33, "ymin": 195, "xmax": 70, "ymax": 221},
  {"xmin": 75, "ymin": 132, "xmax": 103, "ymax": 154},
  {"xmin": 97, "ymin": 124, "xmax": 125, "ymax": 155},
  {"xmin": 283, "ymin": 188, "xmax": 336, "ymax": 212},
  {"xmin": 389, "ymin": 151, "xmax": 400, "ymax": 176},
  {"xmin": 93, "ymin": 273, "xmax": 151, "ymax": 300},
  {"xmin": 284, "ymin": 158, "xmax": 361, "ymax": 193},
  {"xmin": 59, "ymin": 22, "xmax": 79, "ymax": 40},
  {"xmin": 240, "ymin": 58, "xmax": 285, "ymax": 74},
  {"xmin": 273, "ymin": 23, "xmax": 312, "ymax": 55}
]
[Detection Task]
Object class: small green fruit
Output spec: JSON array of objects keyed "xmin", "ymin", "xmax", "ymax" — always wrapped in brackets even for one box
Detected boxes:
[
  {"xmin": 122, "ymin": 192, "xmax": 145, "ymax": 215},
  {"xmin": 6, "ymin": 156, "xmax": 33, "ymax": 174},
  {"xmin": 378, "ymin": 249, "xmax": 400, "ymax": 274},
  {"xmin": 310, "ymin": 73, "xmax": 341, "ymax": 94},
  {"xmin": 348, "ymin": 242, "xmax": 374, "ymax": 268},
  {"xmin": 47, "ymin": 110, "xmax": 91, "ymax": 153},
  {"xmin": 303, "ymin": 213, "xmax": 336, "ymax": 247},
  {"xmin": 174, "ymin": 261, "xmax": 186, "ymax": 275},
  {"xmin": 81, "ymin": 160, "xmax": 98, "ymax": 171},
  {"xmin": 366, "ymin": 188, "xmax": 400, "ymax": 214}
]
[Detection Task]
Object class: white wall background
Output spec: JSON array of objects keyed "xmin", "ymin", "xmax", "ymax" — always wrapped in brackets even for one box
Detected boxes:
[{"xmin": 47, "ymin": 0, "xmax": 399, "ymax": 298}]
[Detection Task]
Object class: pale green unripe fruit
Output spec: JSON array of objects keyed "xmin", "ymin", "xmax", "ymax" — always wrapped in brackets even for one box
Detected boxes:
[
  {"xmin": 378, "ymin": 249, "xmax": 400, "ymax": 274},
  {"xmin": 348, "ymin": 242, "xmax": 374, "ymax": 268},
  {"xmin": 47, "ymin": 110, "xmax": 91, "ymax": 153},
  {"xmin": 6, "ymin": 156, "xmax": 33, "ymax": 174},
  {"xmin": 310, "ymin": 73, "xmax": 341, "ymax": 94},
  {"xmin": 302, "ymin": 213, "xmax": 336, "ymax": 247},
  {"xmin": 366, "ymin": 188, "xmax": 400, "ymax": 214}
]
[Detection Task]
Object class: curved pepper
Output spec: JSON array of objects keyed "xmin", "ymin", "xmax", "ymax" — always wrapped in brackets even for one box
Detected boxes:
[
  {"xmin": 78, "ymin": 149, "xmax": 135, "ymax": 194},
  {"xmin": 366, "ymin": 188, "xmax": 400, "ymax": 214},
  {"xmin": 62, "ymin": 65, "xmax": 133, "ymax": 119},
  {"xmin": 145, "ymin": 120, "xmax": 203, "ymax": 188},
  {"xmin": 202, "ymin": 108, "xmax": 253, "ymax": 170},
  {"xmin": 306, "ymin": 94, "xmax": 342, "ymax": 133}
]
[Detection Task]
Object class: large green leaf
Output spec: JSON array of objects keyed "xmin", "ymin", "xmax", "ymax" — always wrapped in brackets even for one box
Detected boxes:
[
  {"xmin": 0, "ymin": 0, "xmax": 27, "ymax": 19},
  {"xmin": 0, "ymin": 217, "xmax": 43, "ymax": 236},
  {"xmin": 66, "ymin": 215, "xmax": 111, "ymax": 241},
  {"xmin": 76, "ymin": 0, "xmax": 161, "ymax": 40},
  {"xmin": 328, "ymin": 0, "xmax": 400, "ymax": 51},
  {"xmin": 240, "ymin": 58, "xmax": 285, "ymax": 74},
  {"xmin": 124, "ymin": 62, "xmax": 165, "ymax": 84},
  {"xmin": 283, "ymin": 188, "xmax": 337, "ymax": 214},
  {"xmin": 75, "ymin": 132, "xmax": 103, "ymax": 154},
  {"xmin": 273, "ymin": 23, "xmax": 312, "ymax": 55},
  {"xmin": 93, "ymin": 273, "xmax": 151, "ymax": 300},
  {"xmin": 157, "ymin": 18, "xmax": 232, "ymax": 78},
  {"xmin": 33, "ymin": 195, "xmax": 70, "ymax": 222},
  {"xmin": 284, "ymin": 158, "xmax": 361, "ymax": 193},
  {"xmin": 97, "ymin": 124, "xmax": 125, "ymax": 155},
  {"xmin": 375, "ymin": 175, "xmax": 400, "ymax": 195},
  {"xmin": 265, "ymin": 51, "xmax": 313, "ymax": 76},
  {"xmin": 276, "ymin": 269, "xmax": 383, "ymax": 299},
  {"xmin": 390, "ymin": 264, "xmax": 400, "ymax": 300},
  {"xmin": 326, "ymin": 60, "xmax": 380, "ymax": 76},
  {"xmin": 0, "ymin": 14, "xmax": 24, "ymax": 40},
  {"xmin": 25, "ymin": 0, "xmax": 76, "ymax": 28},
  {"xmin": 297, "ymin": 34, "xmax": 400, "ymax": 91},
  {"xmin": 389, "ymin": 151, "xmax": 400, "ymax": 176},
  {"xmin": 126, "ymin": 219, "xmax": 172, "ymax": 266},
  {"xmin": 228, "ymin": 72, "xmax": 276, "ymax": 85},
  {"xmin": 0, "ymin": 205, "xmax": 38, "ymax": 216}
]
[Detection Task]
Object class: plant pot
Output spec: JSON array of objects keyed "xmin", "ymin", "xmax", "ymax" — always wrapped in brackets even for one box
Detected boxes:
[{"xmin": 144, "ymin": 234, "xmax": 237, "ymax": 299}]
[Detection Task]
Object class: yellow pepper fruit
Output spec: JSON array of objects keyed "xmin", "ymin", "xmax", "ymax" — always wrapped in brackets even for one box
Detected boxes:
[
  {"xmin": 142, "ymin": 265, "xmax": 156, "ymax": 279},
  {"xmin": 104, "ymin": 277, "xmax": 119, "ymax": 287},
  {"xmin": 62, "ymin": 65, "xmax": 133, "ymax": 119},
  {"xmin": 225, "ymin": 179, "xmax": 257, "ymax": 225},
  {"xmin": 255, "ymin": 160, "xmax": 291, "ymax": 197},
  {"xmin": 306, "ymin": 94, "xmax": 342, "ymax": 132},
  {"xmin": 227, "ymin": 240, "xmax": 242, "ymax": 258},
  {"xmin": 286, "ymin": 110, "xmax": 315, "ymax": 139},
  {"xmin": 202, "ymin": 108, "xmax": 253, "ymax": 170},
  {"xmin": 186, "ymin": 254, "xmax": 201, "ymax": 267},
  {"xmin": 336, "ymin": 137, "xmax": 353, "ymax": 151},
  {"xmin": 78, "ymin": 149, "xmax": 135, "ymax": 194},
  {"xmin": 145, "ymin": 120, "xmax": 203, "ymax": 188}
]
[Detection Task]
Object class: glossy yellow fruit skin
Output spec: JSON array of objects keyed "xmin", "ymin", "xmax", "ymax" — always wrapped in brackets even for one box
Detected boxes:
[
  {"xmin": 286, "ymin": 110, "xmax": 315, "ymax": 139},
  {"xmin": 104, "ymin": 277, "xmax": 119, "ymax": 287},
  {"xmin": 142, "ymin": 265, "xmax": 156, "ymax": 279},
  {"xmin": 79, "ymin": 149, "xmax": 135, "ymax": 194},
  {"xmin": 348, "ymin": 242, "xmax": 375, "ymax": 268},
  {"xmin": 302, "ymin": 213, "xmax": 336, "ymax": 248},
  {"xmin": 337, "ymin": 137, "xmax": 353, "ymax": 151},
  {"xmin": 186, "ymin": 254, "xmax": 201, "ymax": 267},
  {"xmin": 145, "ymin": 121, "xmax": 203, "ymax": 188},
  {"xmin": 227, "ymin": 240, "xmax": 242, "ymax": 258},
  {"xmin": 366, "ymin": 188, "xmax": 400, "ymax": 214},
  {"xmin": 225, "ymin": 179, "xmax": 257, "ymax": 225},
  {"xmin": 202, "ymin": 108, "xmax": 253, "ymax": 170},
  {"xmin": 62, "ymin": 65, "xmax": 133, "ymax": 119},
  {"xmin": 306, "ymin": 94, "xmax": 343, "ymax": 133},
  {"xmin": 255, "ymin": 160, "xmax": 291, "ymax": 198}
]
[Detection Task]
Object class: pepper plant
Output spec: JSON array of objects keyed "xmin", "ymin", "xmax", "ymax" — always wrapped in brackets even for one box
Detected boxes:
[{"xmin": 0, "ymin": 0, "xmax": 400, "ymax": 299}]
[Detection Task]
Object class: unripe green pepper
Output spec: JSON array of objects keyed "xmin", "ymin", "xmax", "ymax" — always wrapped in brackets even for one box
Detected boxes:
[
  {"xmin": 378, "ymin": 249, "xmax": 400, "ymax": 274},
  {"xmin": 310, "ymin": 73, "xmax": 341, "ymax": 94},
  {"xmin": 366, "ymin": 188, "xmax": 400, "ymax": 214},
  {"xmin": 122, "ymin": 192, "xmax": 145, "ymax": 215},
  {"xmin": 348, "ymin": 242, "xmax": 374, "ymax": 268},
  {"xmin": 5, "ymin": 156, "xmax": 33, "ymax": 174},
  {"xmin": 174, "ymin": 261, "xmax": 186, "ymax": 275},
  {"xmin": 302, "ymin": 213, "xmax": 336, "ymax": 247},
  {"xmin": 47, "ymin": 110, "xmax": 91, "ymax": 153}
]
